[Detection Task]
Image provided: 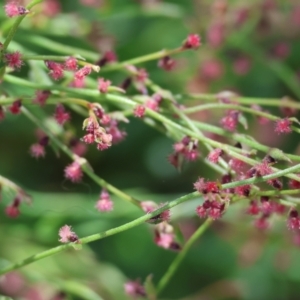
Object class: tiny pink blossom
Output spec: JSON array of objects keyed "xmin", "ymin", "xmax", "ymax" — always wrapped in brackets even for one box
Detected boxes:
[
  {"xmin": 30, "ymin": 143, "xmax": 45, "ymax": 158},
  {"xmin": 135, "ymin": 68, "xmax": 148, "ymax": 83},
  {"xmin": 69, "ymin": 77, "xmax": 86, "ymax": 88},
  {"xmin": 5, "ymin": 197, "xmax": 21, "ymax": 218},
  {"xmin": 45, "ymin": 60, "xmax": 64, "ymax": 80},
  {"xmin": 54, "ymin": 104, "xmax": 70, "ymax": 125},
  {"xmin": 9, "ymin": 99, "xmax": 22, "ymax": 114},
  {"xmin": 124, "ymin": 280, "xmax": 146, "ymax": 298},
  {"xmin": 201, "ymin": 59, "xmax": 224, "ymax": 81},
  {"xmin": 95, "ymin": 189, "xmax": 114, "ymax": 212},
  {"xmin": 74, "ymin": 65, "xmax": 92, "ymax": 80},
  {"xmin": 64, "ymin": 162, "xmax": 83, "ymax": 183},
  {"xmin": 4, "ymin": 51, "xmax": 23, "ymax": 69},
  {"xmin": 183, "ymin": 34, "xmax": 201, "ymax": 49},
  {"xmin": 64, "ymin": 56, "xmax": 78, "ymax": 71},
  {"xmin": 207, "ymin": 22, "xmax": 225, "ymax": 48},
  {"xmin": 275, "ymin": 118, "xmax": 292, "ymax": 134},
  {"xmin": 98, "ymin": 78, "xmax": 111, "ymax": 93},
  {"xmin": 133, "ymin": 105, "xmax": 145, "ymax": 118},
  {"xmin": 58, "ymin": 225, "xmax": 78, "ymax": 243},
  {"xmin": 207, "ymin": 148, "xmax": 223, "ymax": 163},
  {"xmin": 33, "ymin": 90, "xmax": 51, "ymax": 106},
  {"xmin": 4, "ymin": 2, "xmax": 29, "ymax": 18},
  {"xmin": 158, "ymin": 56, "xmax": 176, "ymax": 71},
  {"xmin": 155, "ymin": 232, "xmax": 174, "ymax": 249}
]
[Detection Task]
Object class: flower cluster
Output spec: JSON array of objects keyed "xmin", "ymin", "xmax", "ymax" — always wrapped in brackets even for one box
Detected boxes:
[
  {"xmin": 95, "ymin": 189, "xmax": 113, "ymax": 212},
  {"xmin": 168, "ymin": 136, "xmax": 200, "ymax": 169}
]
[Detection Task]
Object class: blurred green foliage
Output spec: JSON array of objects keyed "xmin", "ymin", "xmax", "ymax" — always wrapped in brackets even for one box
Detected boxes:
[{"xmin": 1, "ymin": 0, "xmax": 300, "ymax": 299}]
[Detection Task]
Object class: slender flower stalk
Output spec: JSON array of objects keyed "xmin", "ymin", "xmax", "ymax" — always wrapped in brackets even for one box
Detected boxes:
[
  {"xmin": 21, "ymin": 107, "xmax": 141, "ymax": 207},
  {"xmin": 157, "ymin": 219, "xmax": 213, "ymax": 295}
]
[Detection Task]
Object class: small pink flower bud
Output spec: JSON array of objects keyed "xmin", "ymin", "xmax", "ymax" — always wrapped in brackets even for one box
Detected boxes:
[
  {"xmin": 274, "ymin": 118, "xmax": 292, "ymax": 134},
  {"xmin": 45, "ymin": 61, "xmax": 64, "ymax": 80},
  {"xmin": 58, "ymin": 225, "xmax": 79, "ymax": 243},
  {"xmin": 207, "ymin": 22, "xmax": 224, "ymax": 48},
  {"xmin": 246, "ymin": 200, "xmax": 260, "ymax": 215},
  {"xmin": 5, "ymin": 197, "xmax": 21, "ymax": 218},
  {"xmin": 9, "ymin": 99, "xmax": 22, "ymax": 114},
  {"xmin": 64, "ymin": 57, "xmax": 78, "ymax": 71},
  {"xmin": 97, "ymin": 50, "xmax": 117, "ymax": 67},
  {"xmin": 124, "ymin": 280, "xmax": 146, "ymax": 298},
  {"xmin": 135, "ymin": 68, "xmax": 148, "ymax": 82},
  {"xmin": 220, "ymin": 110, "xmax": 239, "ymax": 131},
  {"xmin": 183, "ymin": 34, "xmax": 201, "ymax": 49},
  {"xmin": 64, "ymin": 162, "xmax": 83, "ymax": 183},
  {"xmin": 54, "ymin": 104, "xmax": 70, "ymax": 125},
  {"xmin": 4, "ymin": 2, "xmax": 29, "ymax": 18},
  {"xmin": 74, "ymin": 65, "xmax": 92, "ymax": 80},
  {"xmin": 30, "ymin": 143, "xmax": 45, "ymax": 158},
  {"xmin": 95, "ymin": 189, "xmax": 113, "ymax": 212},
  {"xmin": 33, "ymin": 90, "xmax": 51, "ymax": 106},
  {"xmin": 133, "ymin": 105, "xmax": 145, "ymax": 118},
  {"xmin": 158, "ymin": 56, "xmax": 176, "ymax": 71},
  {"xmin": 98, "ymin": 78, "xmax": 111, "ymax": 93},
  {"xmin": 4, "ymin": 51, "xmax": 23, "ymax": 69},
  {"xmin": 207, "ymin": 148, "xmax": 223, "ymax": 163}
]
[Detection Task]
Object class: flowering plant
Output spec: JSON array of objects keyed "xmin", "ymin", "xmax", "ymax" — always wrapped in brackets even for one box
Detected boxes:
[{"xmin": 1, "ymin": 0, "xmax": 300, "ymax": 299}]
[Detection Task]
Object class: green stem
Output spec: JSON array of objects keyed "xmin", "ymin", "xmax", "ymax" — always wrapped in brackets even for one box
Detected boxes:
[
  {"xmin": 101, "ymin": 48, "xmax": 183, "ymax": 72},
  {"xmin": 188, "ymin": 94, "xmax": 300, "ymax": 110},
  {"xmin": 105, "ymin": 94, "xmax": 300, "ymax": 182},
  {"xmin": 0, "ymin": 192, "xmax": 200, "ymax": 276},
  {"xmin": 157, "ymin": 219, "xmax": 213, "ymax": 295},
  {"xmin": 21, "ymin": 107, "xmax": 141, "ymax": 207},
  {"xmin": 2, "ymin": 0, "xmax": 43, "ymax": 52},
  {"xmin": 22, "ymin": 55, "xmax": 89, "ymax": 67},
  {"xmin": 1, "ymin": 164, "xmax": 300, "ymax": 276}
]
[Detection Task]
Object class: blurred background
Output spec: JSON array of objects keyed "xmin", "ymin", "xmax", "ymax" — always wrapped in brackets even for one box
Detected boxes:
[{"xmin": 1, "ymin": 0, "xmax": 300, "ymax": 299}]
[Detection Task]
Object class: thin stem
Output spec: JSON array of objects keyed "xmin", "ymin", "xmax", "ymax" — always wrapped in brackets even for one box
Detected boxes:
[
  {"xmin": 21, "ymin": 107, "xmax": 141, "ymax": 207},
  {"xmin": 157, "ymin": 219, "xmax": 213, "ymax": 295},
  {"xmin": 2, "ymin": 165, "xmax": 300, "ymax": 275},
  {"xmin": 22, "ymin": 55, "xmax": 89, "ymax": 67},
  {"xmin": 101, "ymin": 48, "xmax": 183, "ymax": 72},
  {"xmin": 105, "ymin": 94, "xmax": 300, "ymax": 182},
  {"xmin": 2, "ymin": 0, "xmax": 43, "ymax": 52},
  {"xmin": 188, "ymin": 94, "xmax": 300, "ymax": 110},
  {"xmin": 0, "ymin": 192, "xmax": 200, "ymax": 276}
]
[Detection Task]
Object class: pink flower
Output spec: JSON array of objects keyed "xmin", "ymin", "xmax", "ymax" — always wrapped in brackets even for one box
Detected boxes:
[
  {"xmin": 97, "ymin": 50, "xmax": 117, "ymax": 67},
  {"xmin": 5, "ymin": 197, "xmax": 21, "ymax": 218},
  {"xmin": 4, "ymin": 2, "xmax": 29, "ymax": 18},
  {"xmin": 275, "ymin": 118, "xmax": 292, "ymax": 134},
  {"xmin": 246, "ymin": 200, "xmax": 260, "ymax": 215},
  {"xmin": 64, "ymin": 56, "xmax": 78, "ymax": 71},
  {"xmin": 98, "ymin": 78, "xmax": 111, "ymax": 93},
  {"xmin": 9, "ymin": 99, "xmax": 22, "ymax": 114},
  {"xmin": 58, "ymin": 225, "xmax": 78, "ymax": 243},
  {"xmin": 4, "ymin": 51, "xmax": 23, "ymax": 69},
  {"xmin": 64, "ymin": 162, "xmax": 83, "ymax": 183},
  {"xmin": 220, "ymin": 110, "xmax": 239, "ymax": 131},
  {"xmin": 135, "ymin": 68, "xmax": 148, "ymax": 82},
  {"xmin": 158, "ymin": 56, "xmax": 176, "ymax": 71},
  {"xmin": 33, "ymin": 90, "xmax": 51, "ymax": 106},
  {"xmin": 45, "ymin": 60, "xmax": 64, "ymax": 80},
  {"xmin": 74, "ymin": 65, "xmax": 92, "ymax": 80},
  {"xmin": 124, "ymin": 280, "xmax": 146, "ymax": 298},
  {"xmin": 95, "ymin": 189, "xmax": 113, "ymax": 212},
  {"xmin": 287, "ymin": 210, "xmax": 300, "ymax": 230},
  {"xmin": 30, "ymin": 143, "xmax": 45, "ymax": 158},
  {"xmin": 194, "ymin": 178, "xmax": 220, "ymax": 194},
  {"xmin": 43, "ymin": 0, "xmax": 61, "ymax": 17},
  {"xmin": 201, "ymin": 59, "xmax": 224, "ymax": 81},
  {"xmin": 183, "ymin": 34, "xmax": 201, "ymax": 49},
  {"xmin": 133, "ymin": 105, "xmax": 145, "ymax": 118},
  {"xmin": 207, "ymin": 148, "xmax": 223, "ymax": 163},
  {"xmin": 54, "ymin": 104, "xmax": 70, "ymax": 125}
]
